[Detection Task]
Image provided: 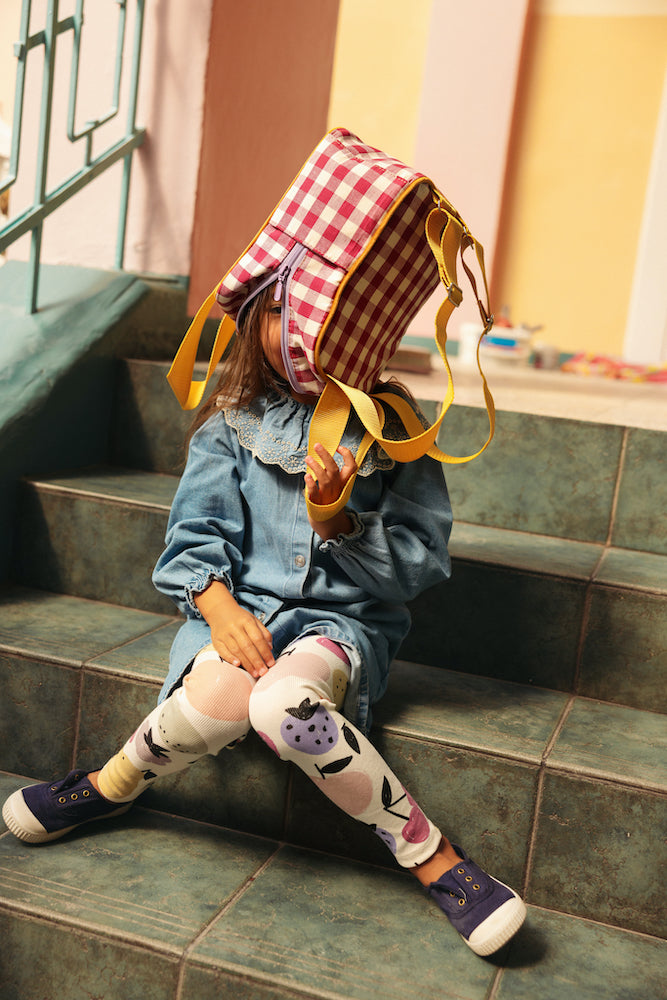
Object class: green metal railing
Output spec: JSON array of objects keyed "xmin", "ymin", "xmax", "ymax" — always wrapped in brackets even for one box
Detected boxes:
[{"xmin": 0, "ymin": 0, "xmax": 146, "ymax": 312}]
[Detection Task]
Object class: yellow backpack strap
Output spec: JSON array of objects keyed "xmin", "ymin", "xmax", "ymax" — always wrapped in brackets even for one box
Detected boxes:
[
  {"xmin": 304, "ymin": 202, "xmax": 496, "ymax": 492},
  {"xmin": 167, "ymin": 287, "xmax": 236, "ymax": 410},
  {"xmin": 304, "ymin": 381, "xmax": 383, "ymax": 521}
]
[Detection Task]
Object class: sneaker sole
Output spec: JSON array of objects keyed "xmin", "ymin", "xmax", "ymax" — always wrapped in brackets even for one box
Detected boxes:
[
  {"xmin": 465, "ymin": 893, "xmax": 527, "ymax": 956},
  {"xmin": 2, "ymin": 788, "xmax": 132, "ymax": 844}
]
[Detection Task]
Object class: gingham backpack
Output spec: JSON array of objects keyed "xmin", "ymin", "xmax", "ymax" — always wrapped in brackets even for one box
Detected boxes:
[{"xmin": 168, "ymin": 127, "xmax": 495, "ymax": 518}]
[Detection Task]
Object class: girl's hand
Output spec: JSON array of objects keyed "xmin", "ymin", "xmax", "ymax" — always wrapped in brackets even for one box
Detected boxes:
[
  {"xmin": 304, "ymin": 444, "xmax": 357, "ymax": 541},
  {"xmin": 194, "ymin": 581, "xmax": 274, "ymax": 678}
]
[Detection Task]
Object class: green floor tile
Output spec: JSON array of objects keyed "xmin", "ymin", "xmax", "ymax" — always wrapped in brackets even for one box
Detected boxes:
[
  {"xmin": 0, "ymin": 911, "xmax": 180, "ymax": 1000},
  {"xmin": 0, "ymin": 587, "xmax": 174, "ymax": 667},
  {"xmin": 549, "ymin": 699, "xmax": 667, "ymax": 791},
  {"xmin": 403, "ymin": 564, "xmax": 585, "ymax": 690},
  {"xmin": 596, "ymin": 547, "xmax": 667, "ymax": 593},
  {"xmin": 0, "ymin": 655, "xmax": 80, "ymax": 777},
  {"xmin": 189, "ymin": 845, "xmax": 497, "ymax": 1000},
  {"xmin": 30, "ymin": 466, "xmax": 178, "ymax": 508},
  {"xmin": 441, "ymin": 408, "xmax": 623, "ymax": 543},
  {"xmin": 530, "ymin": 771, "xmax": 667, "ymax": 937},
  {"xmin": 375, "ymin": 661, "xmax": 568, "ymax": 763},
  {"xmin": 579, "ymin": 587, "xmax": 667, "ymax": 712},
  {"xmin": 112, "ymin": 359, "xmax": 191, "ymax": 475},
  {"xmin": 497, "ymin": 906, "xmax": 667, "ymax": 1000},
  {"xmin": 450, "ymin": 522, "xmax": 603, "ymax": 581},
  {"xmin": 87, "ymin": 619, "xmax": 182, "ymax": 683},
  {"xmin": 13, "ymin": 481, "xmax": 174, "ymax": 613},
  {"xmin": 613, "ymin": 427, "xmax": 667, "ymax": 556},
  {"xmin": 0, "ymin": 808, "xmax": 276, "ymax": 952}
]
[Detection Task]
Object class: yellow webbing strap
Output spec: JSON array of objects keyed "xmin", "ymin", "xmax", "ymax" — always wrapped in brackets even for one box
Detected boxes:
[
  {"xmin": 304, "ymin": 386, "xmax": 383, "ymax": 520},
  {"xmin": 167, "ymin": 288, "xmax": 236, "ymax": 410},
  {"xmin": 305, "ymin": 203, "xmax": 496, "ymax": 518}
]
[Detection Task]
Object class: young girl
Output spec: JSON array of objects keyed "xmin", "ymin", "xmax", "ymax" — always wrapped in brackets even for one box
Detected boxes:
[{"xmin": 2, "ymin": 281, "xmax": 526, "ymax": 957}]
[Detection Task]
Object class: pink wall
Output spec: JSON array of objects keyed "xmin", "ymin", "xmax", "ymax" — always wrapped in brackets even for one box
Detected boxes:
[{"xmin": 411, "ymin": 0, "xmax": 532, "ymax": 333}]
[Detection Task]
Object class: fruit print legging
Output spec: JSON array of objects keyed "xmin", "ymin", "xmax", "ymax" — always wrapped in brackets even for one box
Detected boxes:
[{"xmin": 97, "ymin": 634, "xmax": 442, "ymax": 869}]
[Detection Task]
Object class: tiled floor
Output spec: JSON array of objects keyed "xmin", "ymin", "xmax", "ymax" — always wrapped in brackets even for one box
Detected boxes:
[{"xmin": 1, "ymin": 774, "xmax": 665, "ymax": 1000}]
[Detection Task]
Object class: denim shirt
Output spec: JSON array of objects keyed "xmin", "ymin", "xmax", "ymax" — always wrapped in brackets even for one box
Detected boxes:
[{"xmin": 152, "ymin": 390, "xmax": 452, "ymax": 734}]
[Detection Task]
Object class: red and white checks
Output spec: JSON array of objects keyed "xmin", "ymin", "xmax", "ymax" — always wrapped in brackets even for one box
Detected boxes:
[{"xmin": 216, "ymin": 128, "xmax": 442, "ymax": 396}]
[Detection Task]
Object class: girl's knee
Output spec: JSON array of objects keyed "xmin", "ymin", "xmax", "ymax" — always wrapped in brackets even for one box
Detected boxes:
[{"xmin": 184, "ymin": 650, "xmax": 254, "ymax": 724}]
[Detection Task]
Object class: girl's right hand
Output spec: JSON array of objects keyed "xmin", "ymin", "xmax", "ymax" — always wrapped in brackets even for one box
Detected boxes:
[{"xmin": 194, "ymin": 582, "xmax": 275, "ymax": 678}]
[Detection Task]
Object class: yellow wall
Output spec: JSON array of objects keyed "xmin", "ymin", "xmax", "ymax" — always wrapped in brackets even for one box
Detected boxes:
[
  {"xmin": 327, "ymin": 0, "xmax": 433, "ymax": 164},
  {"xmin": 494, "ymin": 13, "xmax": 667, "ymax": 357},
  {"xmin": 328, "ymin": 4, "xmax": 666, "ymax": 360}
]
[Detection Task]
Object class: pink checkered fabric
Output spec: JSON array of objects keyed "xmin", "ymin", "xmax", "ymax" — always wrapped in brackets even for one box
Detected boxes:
[{"xmin": 216, "ymin": 128, "xmax": 441, "ymax": 395}]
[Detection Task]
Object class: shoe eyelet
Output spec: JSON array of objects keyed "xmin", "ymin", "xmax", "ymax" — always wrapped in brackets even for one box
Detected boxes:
[
  {"xmin": 50, "ymin": 785, "xmax": 57, "ymax": 791},
  {"xmin": 457, "ymin": 868, "xmax": 465, "ymax": 875},
  {"xmin": 58, "ymin": 796, "xmax": 66, "ymax": 803},
  {"xmin": 458, "ymin": 898, "xmax": 466, "ymax": 906},
  {"xmin": 70, "ymin": 793, "xmax": 78, "ymax": 800},
  {"xmin": 465, "ymin": 876, "xmax": 472, "ymax": 882},
  {"xmin": 82, "ymin": 789, "xmax": 90, "ymax": 797},
  {"xmin": 473, "ymin": 884, "xmax": 480, "ymax": 890}
]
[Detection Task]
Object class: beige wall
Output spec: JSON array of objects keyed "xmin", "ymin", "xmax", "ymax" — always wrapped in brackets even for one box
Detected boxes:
[
  {"xmin": 493, "ymin": 8, "xmax": 667, "ymax": 358},
  {"xmin": 328, "ymin": 0, "xmax": 667, "ymax": 361},
  {"xmin": 327, "ymin": 0, "xmax": 432, "ymax": 165}
]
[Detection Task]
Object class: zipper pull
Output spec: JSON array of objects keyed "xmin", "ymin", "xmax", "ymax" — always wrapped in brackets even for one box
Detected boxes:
[{"xmin": 274, "ymin": 261, "xmax": 291, "ymax": 301}]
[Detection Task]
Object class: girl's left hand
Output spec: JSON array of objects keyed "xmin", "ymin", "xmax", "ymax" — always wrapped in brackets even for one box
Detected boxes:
[{"xmin": 305, "ymin": 444, "xmax": 357, "ymax": 541}]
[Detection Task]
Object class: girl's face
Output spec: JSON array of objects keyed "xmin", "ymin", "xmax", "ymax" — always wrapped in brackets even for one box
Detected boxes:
[{"xmin": 260, "ymin": 301, "xmax": 286, "ymax": 379}]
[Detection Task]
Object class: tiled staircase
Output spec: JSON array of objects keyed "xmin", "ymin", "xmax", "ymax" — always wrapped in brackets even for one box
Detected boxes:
[{"xmin": 0, "ymin": 284, "xmax": 665, "ymax": 999}]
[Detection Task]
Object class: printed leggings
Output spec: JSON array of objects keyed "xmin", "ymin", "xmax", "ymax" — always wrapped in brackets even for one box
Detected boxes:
[{"xmin": 97, "ymin": 635, "xmax": 442, "ymax": 869}]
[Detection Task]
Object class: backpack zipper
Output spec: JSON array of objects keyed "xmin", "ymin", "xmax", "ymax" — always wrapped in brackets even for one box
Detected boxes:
[{"xmin": 274, "ymin": 242, "xmax": 307, "ymax": 391}]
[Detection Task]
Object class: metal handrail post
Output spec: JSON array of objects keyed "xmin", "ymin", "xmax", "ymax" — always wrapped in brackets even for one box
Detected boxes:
[
  {"xmin": 116, "ymin": 0, "xmax": 145, "ymax": 270},
  {"xmin": 0, "ymin": 1, "xmax": 147, "ymax": 312},
  {"xmin": 28, "ymin": 0, "xmax": 59, "ymax": 314}
]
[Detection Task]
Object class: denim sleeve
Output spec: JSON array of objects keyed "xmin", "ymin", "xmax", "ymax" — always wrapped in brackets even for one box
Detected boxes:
[
  {"xmin": 152, "ymin": 414, "xmax": 245, "ymax": 617},
  {"xmin": 318, "ymin": 454, "xmax": 453, "ymax": 604}
]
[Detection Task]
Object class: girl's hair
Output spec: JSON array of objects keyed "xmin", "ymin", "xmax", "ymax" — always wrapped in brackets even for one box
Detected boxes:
[
  {"xmin": 186, "ymin": 282, "xmax": 286, "ymax": 444},
  {"xmin": 186, "ymin": 281, "xmax": 415, "ymax": 447}
]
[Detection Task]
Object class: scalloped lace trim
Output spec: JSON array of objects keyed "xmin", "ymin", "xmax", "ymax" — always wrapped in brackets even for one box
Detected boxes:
[{"xmin": 222, "ymin": 398, "xmax": 424, "ymax": 477}]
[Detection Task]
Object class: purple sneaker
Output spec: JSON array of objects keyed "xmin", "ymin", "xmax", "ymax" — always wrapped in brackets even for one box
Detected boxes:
[
  {"xmin": 427, "ymin": 845, "xmax": 526, "ymax": 956},
  {"xmin": 2, "ymin": 770, "xmax": 131, "ymax": 844}
]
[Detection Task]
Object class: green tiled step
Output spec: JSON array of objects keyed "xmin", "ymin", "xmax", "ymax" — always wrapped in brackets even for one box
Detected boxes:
[
  {"xmin": 11, "ymin": 467, "xmax": 179, "ymax": 615},
  {"xmin": 406, "ymin": 521, "xmax": 667, "ymax": 711},
  {"xmin": 1, "ymin": 775, "xmax": 665, "ymax": 1000},
  {"xmin": 10, "ymin": 468, "xmax": 667, "ymax": 701},
  {"xmin": 1, "ymin": 587, "xmax": 665, "ymax": 939},
  {"xmin": 114, "ymin": 360, "xmax": 667, "ymax": 553}
]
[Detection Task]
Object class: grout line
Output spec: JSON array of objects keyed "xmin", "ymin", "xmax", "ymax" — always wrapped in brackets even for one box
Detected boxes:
[
  {"xmin": 82, "ymin": 617, "xmax": 179, "ymax": 666},
  {"xmin": 606, "ymin": 427, "xmax": 629, "ymax": 548},
  {"xmin": 70, "ymin": 669, "xmax": 86, "ymax": 769},
  {"xmin": 173, "ymin": 848, "xmax": 281, "ymax": 1000},
  {"xmin": 521, "ymin": 695, "xmax": 576, "ymax": 899}
]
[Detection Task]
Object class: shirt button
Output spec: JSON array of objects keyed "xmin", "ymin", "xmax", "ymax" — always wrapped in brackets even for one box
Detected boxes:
[
  {"xmin": 294, "ymin": 554, "xmax": 306, "ymax": 568},
  {"xmin": 257, "ymin": 612, "xmax": 265, "ymax": 622}
]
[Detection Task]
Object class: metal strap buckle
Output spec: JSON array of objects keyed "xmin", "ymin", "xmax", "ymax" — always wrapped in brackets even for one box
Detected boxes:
[{"xmin": 447, "ymin": 282, "xmax": 463, "ymax": 307}]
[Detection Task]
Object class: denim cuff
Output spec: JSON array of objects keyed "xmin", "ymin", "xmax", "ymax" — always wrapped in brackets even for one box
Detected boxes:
[
  {"xmin": 184, "ymin": 570, "xmax": 234, "ymax": 617},
  {"xmin": 319, "ymin": 509, "xmax": 365, "ymax": 553}
]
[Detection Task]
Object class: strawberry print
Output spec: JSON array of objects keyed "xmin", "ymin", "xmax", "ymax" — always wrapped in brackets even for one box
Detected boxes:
[{"xmin": 280, "ymin": 697, "xmax": 339, "ymax": 754}]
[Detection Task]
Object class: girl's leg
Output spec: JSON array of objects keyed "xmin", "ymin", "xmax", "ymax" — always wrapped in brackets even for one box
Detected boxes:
[
  {"xmin": 97, "ymin": 644, "xmax": 254, "ymax": 801},
  {"xmin": 248, "ymin": 635, "xmax": 443, "ymax": 869},
  {"xmin": 248, "ymin": 635, "xmax": 526, "ymax": 956},
  {"xmin": 2, "ymin": 645, "xmax": 254, "ymax": 842}
]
